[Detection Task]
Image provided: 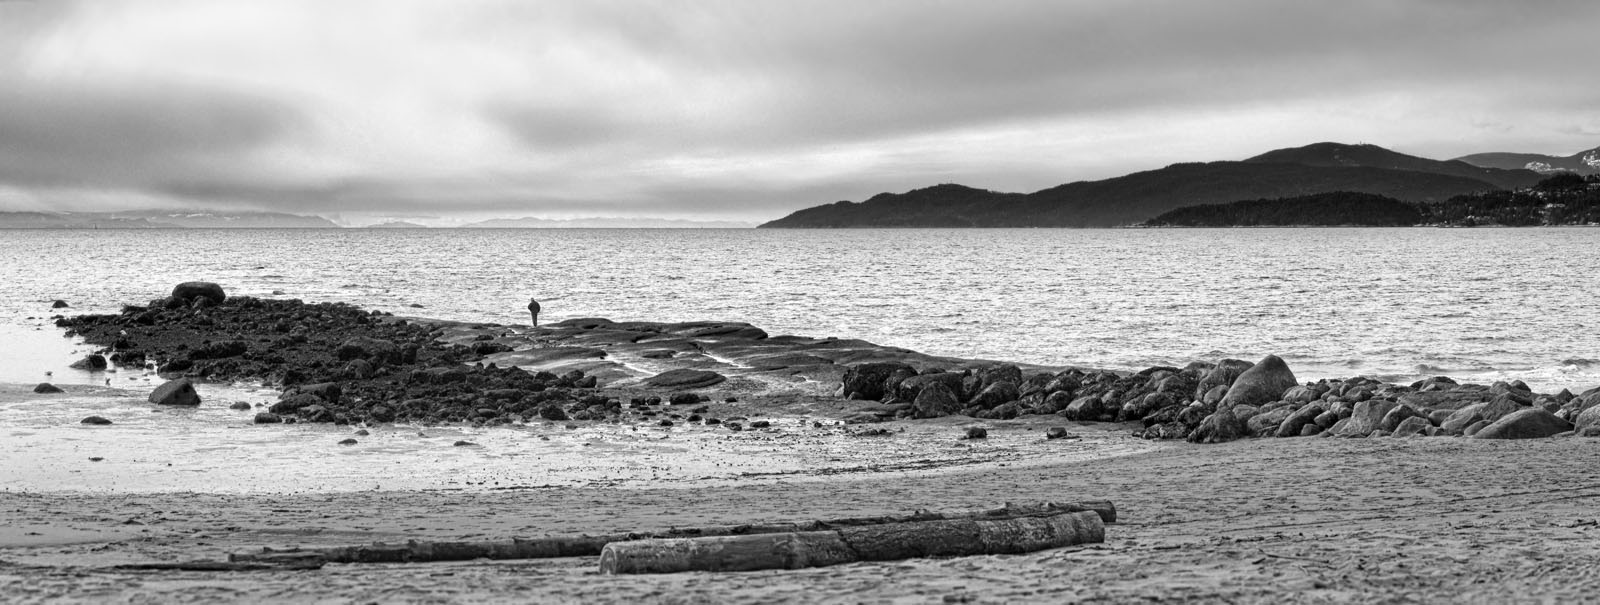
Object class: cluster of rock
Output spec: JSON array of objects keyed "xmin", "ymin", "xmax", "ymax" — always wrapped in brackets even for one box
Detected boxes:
[
  {"xmin": 841, "ymin": 354, "xmax": 1600, "ymax": 441},
  {"xmin": 56, "ymin": 283, "xmax": 712, "ymax": 426}
]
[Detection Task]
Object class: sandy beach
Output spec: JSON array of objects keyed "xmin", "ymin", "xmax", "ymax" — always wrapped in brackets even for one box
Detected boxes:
[
  {"xmin": 5, "ymin": 414, "xmax": 1600, "ymax": 603},
  {"xmin": 4, "ymin": 289, "xmax": 1599, "ymax": 603}
]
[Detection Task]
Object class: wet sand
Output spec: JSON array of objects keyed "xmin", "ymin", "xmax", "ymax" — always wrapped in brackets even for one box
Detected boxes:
[{"xmin": 5, "ymin": 427, "xmax": 1600, "ymax": 603}]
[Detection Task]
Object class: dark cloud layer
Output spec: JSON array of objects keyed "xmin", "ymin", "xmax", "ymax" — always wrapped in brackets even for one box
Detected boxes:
[{"xmin": 1, "ymin": 0, "xmax": 1596, "ymax": 221}]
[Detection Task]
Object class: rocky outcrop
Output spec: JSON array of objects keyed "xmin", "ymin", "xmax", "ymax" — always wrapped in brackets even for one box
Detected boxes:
[{"xmin": 644, "ymin": 369, "xmax": 727, "ymax": 390}]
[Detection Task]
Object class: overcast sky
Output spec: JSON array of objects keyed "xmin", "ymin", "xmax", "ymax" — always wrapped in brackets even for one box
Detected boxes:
[{"xmin": 1, "ymin": 0, "xmax": 1596, "ymax": 223}]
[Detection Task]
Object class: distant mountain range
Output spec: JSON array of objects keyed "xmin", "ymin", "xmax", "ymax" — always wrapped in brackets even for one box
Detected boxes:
[
  {"xmin": 0, "ymin": 210, "xmax": 340, "ymax": 229},
  {"xmin": 0, "ymin": 212, "xmax": 753, "ymax": 229},
  {"xmin": 460, "ymin": 217, "xmax": 755, "ymax": 228},
  {"xmin": 760, "ymin": 142, "xmax": 1555, "ymax": 228},
  {"xmin": 1454, "ymin": 146, "xmax": 1600, "ymax": 176}
]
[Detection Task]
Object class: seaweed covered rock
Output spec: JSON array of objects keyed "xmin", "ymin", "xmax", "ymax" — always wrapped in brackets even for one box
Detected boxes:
[
  {"xmin": 171, "ymin": 281, "xmax": 227, "ymax": 305},
  {"xmin": 57, "ymin": 286, "xmax": 605, "ymax": 425}
]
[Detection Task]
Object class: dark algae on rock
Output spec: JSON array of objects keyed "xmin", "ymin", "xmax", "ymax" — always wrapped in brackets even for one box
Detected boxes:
[{"xmin": 58, "ymin": 284, "xmax": 607, "ymax": 426}]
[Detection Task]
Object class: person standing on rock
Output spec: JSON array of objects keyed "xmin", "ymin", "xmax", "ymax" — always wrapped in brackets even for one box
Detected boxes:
[{"xmin": 527, "ymin": 298, "xmax": 541, "ymax": 326}]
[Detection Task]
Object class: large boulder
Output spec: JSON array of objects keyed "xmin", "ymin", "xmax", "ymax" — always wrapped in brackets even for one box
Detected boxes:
[
  {"xmin": 1247, "ymin": 407, "xmax": 1293, "ymax": 437},
  {"xmin": 895, "ymin": 372, "xmax": 966, "ymax": 404},
  {"xmin": 1379, "ymin": 405, "xmax": 1426, "ymax": 433},
  {"xmin": 1478, "ymin": 394, "xmax": 1527, "ymax": 425},
  {"xmin": 970, "ymin": 381, "xmax": 1020, "ymax": 410},
  {"xmin": 1473, "ymin": 409, "xmax": 1572, "ymax": 440},
  {"xmin": 841, "ymin": 363, "xmax": 914, "ymax": 401},
  {"xmin": 148, "ymin": 378, "xmax": 201, "ymax": 406},
  {"xmin": 1334, "ymin": 399, "xmax": 1396, "ymax": 437},
  {"xmin": 1275, "ymin": 402, "xmax": 1325, "ymax": 438},
  {"xmin": 1119, "ymin": 391, "xmax": 1177, "ymax": 422},
  {"xmin": 171, "ymin": 281, "xmax": 227, "ymax": 305},
  {"xmin": 1392, "ymin": 415, "xmax": 1432, "ymax": 437},
  {"xmin": 1187, "ymin": 406, "xmax": 1249, "ymax": 444},
  {"xmin": 1196, "ymin": 359, "xmax": 1254, "ymax": 400},
  {"xmin": 975, "ymin": 364, "xmax": 1023, "ymax": 391},
  {"xmin": 1439, "ymin": 403, "xmax": 1488, "ymax": 435},
  {"xmin": 1061, "ymin": 395, "xmax": 1112, "ymax": 422},
  {"xmin": 1574, "ymin": 404, "xmax": 1600, "ymax": 431},
  {"xmin": 911, "ymin": 382, "xmax": 962, "ymax": 419},
  {"xmin": 1220, "ymin": 355, "xmax": 1298, "ymax": 408}
]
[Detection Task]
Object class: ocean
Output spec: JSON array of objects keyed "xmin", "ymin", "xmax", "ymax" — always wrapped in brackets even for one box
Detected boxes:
[
  {"xmin": 3, "ymin": 227, "xmax": 1598, "ymax": 393},
  {"xmin": 4, "ymin": 227, "xmax": 1598, "ymax": 493}
]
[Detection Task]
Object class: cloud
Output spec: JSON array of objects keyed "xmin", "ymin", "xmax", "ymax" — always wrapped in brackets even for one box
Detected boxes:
[
  {"xmin": 0, "ymin": 0, "xmax": 1597, "ymax": 219},
  {"xmin": 0, "ymin": 81, "xmax": 301, "ymax": 188}
]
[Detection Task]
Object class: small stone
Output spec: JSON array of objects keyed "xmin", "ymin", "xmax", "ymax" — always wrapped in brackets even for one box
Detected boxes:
[
  {"xmin": 453, "ymin": 440, "xmax": 477, "ymax": 447},
  {"xmin": 51, "ymin": 300, "xmax": 69, "ymax": 309},
  {"xmin": 80, "ymin": 416, "xmax": 113, "ymax": 425},
  {"xmin": 965, "ymin": 426, "xmax": 989, "ymax": 439},
  {"xmin": 725, "ymin": 422, "xmax": 743, "ymax": 432},
  {"xmin": 658, "ymin": 419, "xmax": 674, "ymax": 427},
  {"xmin": 538, "ymin": 403, "xmax": 569, "ymax": 421},
  {"xmin": 704, "ymin": 418, "xmax": 722, "ymax": 425},
  {"xmin": 749, "ymin": 420, "xmax": 771, "ymax": 429},
  {"xmin": 69, "ymin": 354, "xmax": 108, "ymax": 371},
  {"xmin": 1045, "ymin": 426, "xmax": 1074, "ymax": 440},
  {"xmin": 228, "ymin": 401, "xmax": 252, "ymax": 410},
  {"xmin": 338, "ymin": 438, "xmax": 358, "ymax": 445},
  {"xmin": 33, "ymin": 383, "xmax": 64, "ymax": 394},
  {"xmin": 253, "ymin": 412, "xmax": 283, "ymax": 424},
  {"xmin": 354, "ymin": 429, "xmax": 370, "ymax": 436}
]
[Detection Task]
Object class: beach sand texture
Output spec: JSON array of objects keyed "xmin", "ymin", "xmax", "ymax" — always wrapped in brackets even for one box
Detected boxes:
[{"xmin": 4, "ymin": 432, "xmax": 1598, "ymax": 603}]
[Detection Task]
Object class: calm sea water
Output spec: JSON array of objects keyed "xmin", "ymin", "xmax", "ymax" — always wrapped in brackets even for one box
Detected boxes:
[
  {"xmin": 2, "ymin": 227, "xmax": 1598, "ymax": 392},
  {"xmin": 4, "ymin": 227, "xmax": 1597, "ymax": 493}
]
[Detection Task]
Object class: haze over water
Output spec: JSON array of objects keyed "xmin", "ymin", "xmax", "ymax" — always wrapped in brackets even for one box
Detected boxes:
[{"xmin": 3, "ymin": 227, "xmax": 1597, "ymax": 393}]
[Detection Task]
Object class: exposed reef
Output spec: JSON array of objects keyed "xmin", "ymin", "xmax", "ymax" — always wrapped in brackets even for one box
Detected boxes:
[{"xmin": 55, "ymin": 283, "xmax": 1600, "ymax": 441}]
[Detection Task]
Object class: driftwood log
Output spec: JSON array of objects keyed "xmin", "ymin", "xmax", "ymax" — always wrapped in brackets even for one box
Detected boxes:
[
  {"xmin": 230, "ymin": 501, "xmax": 1113, "ymax": 565},
  {"xmin": 598, "ymin": 510, "xmax": 1105, "ymax": 574}
]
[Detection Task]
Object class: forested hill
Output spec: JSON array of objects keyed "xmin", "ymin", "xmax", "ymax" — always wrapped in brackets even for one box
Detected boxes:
[
  {"xmin": 1142, "ymin": 174, "xmax": 1600, "ymax": 228},
  {"xmin": 1141, "ymin": 192, "xmax": 1422, "ymax": 227},
  {"xmin": 760, "ymin": 142, "xmax": 1538, "ymax": 228}
]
